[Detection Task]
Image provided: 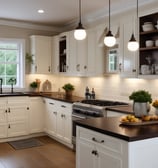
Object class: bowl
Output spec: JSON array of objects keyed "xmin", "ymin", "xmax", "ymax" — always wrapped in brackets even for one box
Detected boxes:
[
  {"xmin": 142, "ymin": 23, "xmax": 154, "ymax": 31},
  {"xmin": 145, "ymin": 40, "xmax": 154, "ymax": 47}
]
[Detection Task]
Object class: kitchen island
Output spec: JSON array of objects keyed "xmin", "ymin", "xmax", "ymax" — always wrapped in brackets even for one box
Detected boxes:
[{"xmin": 76, "ymin": 117, "xmax": 158, "ymax": 168}]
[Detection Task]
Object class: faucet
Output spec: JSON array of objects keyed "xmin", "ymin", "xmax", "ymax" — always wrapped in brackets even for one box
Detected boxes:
[
  {"xmin": 0, "ymin": 78, "xmax": 3, "ymax": 94},
  {"xmin": 8, "ymin": 78, "xmax": 16, "ymax": 93}
]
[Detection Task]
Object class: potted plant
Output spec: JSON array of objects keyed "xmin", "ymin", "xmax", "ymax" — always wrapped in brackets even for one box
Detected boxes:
[
  {"xmin": 30, "ymin": 81, "xmax": 38, "ymax": 92},
  {"xmin": 62, "ymin": 83, "xmax": 75, "ymax": 97},
  {"xmin": 25, "ymin": 53, "xmax": 34, "ymax": 64},
  {"xmin": 129, "ymin": 90, "xmax": 152, "ymax": 117}
]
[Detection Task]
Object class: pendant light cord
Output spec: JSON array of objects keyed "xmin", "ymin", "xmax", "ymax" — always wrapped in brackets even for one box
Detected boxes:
[
  {"xmin": 137, "ymin": 0, "xmax": 138, "ymax": 18},
  {"xmin": 109, "ymin": 0, "xmax": 111, "ymax": 30},
  {"xmin": 79, "ymin": 0, "xmax": 81, "ymax": 24}
]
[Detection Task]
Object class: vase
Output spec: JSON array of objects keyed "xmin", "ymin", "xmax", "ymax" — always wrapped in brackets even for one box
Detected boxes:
[{"xmin": 133, "ymin": 102, "xmax": 150, "ymax": 117}]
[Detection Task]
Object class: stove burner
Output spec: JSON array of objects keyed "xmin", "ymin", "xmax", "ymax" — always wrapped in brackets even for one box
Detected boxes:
[{"xmin": 81, "ymin": 99, "xmax": 128, "ymax": 106}]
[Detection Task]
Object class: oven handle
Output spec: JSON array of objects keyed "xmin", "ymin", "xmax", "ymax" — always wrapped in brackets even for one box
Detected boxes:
[{"xmin": 72, "ymin": 114, "xmax": 86, "ymax": 119}]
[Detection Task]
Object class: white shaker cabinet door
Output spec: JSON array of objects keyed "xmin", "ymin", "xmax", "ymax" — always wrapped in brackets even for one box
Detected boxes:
[
  {"xmin": 30, "ymin": 35, "xmax": 52, "ymax": 74},
  {"xmin": 29, "ymin": 97, "xmax": 45, "ymax": 133},
  {"xmin": 119, "ymin": 15, "xmax": 138, "ymax": 78},
  {"xmin": 76, "ymin": 140, "xmax": 95, "ymax": 168}
]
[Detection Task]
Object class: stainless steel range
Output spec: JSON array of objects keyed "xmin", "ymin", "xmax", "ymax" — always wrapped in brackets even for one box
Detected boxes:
[{"xmin": 72, "ymin": 99, "xmax": 128, "ymax": 148}]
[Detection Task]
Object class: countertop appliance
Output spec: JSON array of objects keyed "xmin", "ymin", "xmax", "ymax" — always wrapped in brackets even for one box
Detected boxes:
[{"xmin": 72, "ymin": 99, "xmax": 128, "ymax": 149}]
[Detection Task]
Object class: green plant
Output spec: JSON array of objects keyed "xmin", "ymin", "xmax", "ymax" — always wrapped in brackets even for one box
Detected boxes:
[
  {"xmin": 26, "ymin": 53, "xmax": 34, "ymax": 64},
  {"xmin": 62, "ymin": 83, "xmax": 75, "ymax": 91},
  {"xmin": 30, "ymin": 81, "xmax": 38, "ymax": 88},
  {"xmin": 129, "ymin": 90, "xmax": 152, "ymax": 103}
]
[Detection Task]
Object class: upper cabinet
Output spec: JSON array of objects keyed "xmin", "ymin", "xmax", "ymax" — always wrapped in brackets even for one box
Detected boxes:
[
  {"xmin": 52, "ymin": 35, "xmax": 59, "ymax": 74},
  {"xmin": 68, "ymin": 31, "xmax": 88, "ymax": 76},
  {"xmin": 139, "ymin": 12, "xmax": 158, "ymax": 77},
  {"xmin": 119, "ymin": 15, "xmax": 138, "ymax": 78},
  {"xmin": 52, "ymin": 28, "xmax": 105, "ymax": 77},
  {"xmin": 30, "ymin": 35, "xmax": 52, "ymax": 74},
  {"xmin": 59, "ymin": 32, "xmax": 70, "ymax": 73},
  {"xmin": 87, "ymin": 26, "xmax": 105, "ymax": 76},
  {"xmin": 52, "ymin": 32, "xmax": 70, "ymax": 74},
  {"xmin": 105, "ymin": 24, "xmax": 120, "ymax": 74}
]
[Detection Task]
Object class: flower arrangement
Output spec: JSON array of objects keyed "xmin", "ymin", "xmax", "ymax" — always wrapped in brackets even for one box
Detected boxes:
[{"xmin": 152, "ymin": 100, "xmax": 158, "ymax": 109}]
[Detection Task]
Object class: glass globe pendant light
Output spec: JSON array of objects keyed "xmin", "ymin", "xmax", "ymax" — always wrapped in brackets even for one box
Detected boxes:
[
  {"xmin": 74, "ymin": 0, "xmax": 86, "ymax": 40},
  {"xmin": 128, "ymin": 0, "xmax": 139, "ymax": 51},
  {"xmin": 104, "ymin": 0, "xmax": 116, "ymax": 47}
]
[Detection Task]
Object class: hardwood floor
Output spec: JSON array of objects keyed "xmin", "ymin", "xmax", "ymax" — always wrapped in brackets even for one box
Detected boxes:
[{"xmin": 0, "ymin": 136, "xmax": 75, "ymax": 168}]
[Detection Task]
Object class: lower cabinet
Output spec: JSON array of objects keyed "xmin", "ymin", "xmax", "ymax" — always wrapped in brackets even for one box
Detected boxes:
[
  {"xmin": 29, "ymin": 97, "xmax": 45, "ymax": 133},
  {"xmin": 76, "ymin": 126, "xmax": 126, "ymax": 168},
  {"xmin": 44, "ymin": 98, "xmax": 72, "ymax": 144},
  {"xmin": 0, "ymin": 97, "xmax": 30, "ymax": 138}
]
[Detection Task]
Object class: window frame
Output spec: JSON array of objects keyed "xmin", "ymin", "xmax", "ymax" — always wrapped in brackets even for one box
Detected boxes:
[{"xmin": 0, "ymin": 38, "xmax": 25, "ymax": 89}]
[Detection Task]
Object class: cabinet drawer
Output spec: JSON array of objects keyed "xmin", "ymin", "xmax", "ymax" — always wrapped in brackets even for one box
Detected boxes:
[
  {"xmin": 59, "ymin": 102, "xmax": 72, "ymax": 113},
  {"xmin": 77, "ymin": 126, "xmax": 123, "ymax": 154}
]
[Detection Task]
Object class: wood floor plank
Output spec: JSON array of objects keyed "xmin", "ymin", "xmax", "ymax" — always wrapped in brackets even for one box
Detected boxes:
[{"xmin": 0, "ymin": 136, "xmax": 75, "ymax": 168}]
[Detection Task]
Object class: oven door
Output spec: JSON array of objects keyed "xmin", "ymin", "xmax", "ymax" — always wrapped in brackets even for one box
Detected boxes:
[{"xmin": 72, "ymin": 114, "xmax": 87, "ymax": 149}]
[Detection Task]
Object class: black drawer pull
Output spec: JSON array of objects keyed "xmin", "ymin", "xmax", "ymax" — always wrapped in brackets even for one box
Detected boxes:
[
  {"xmin": 61, "ymin": 105, "xmax": 66, "ymax": 108},
  {"xmin": 49, "ymin": 103, "xmax": 54, "ymax": 105},
  {"xmin": 91, "ymin": 150, "xmax": 98, "ymax": 156},
  {"xmin": 92, "ymin": 137, "xmax": 104, "ymax": 143}
]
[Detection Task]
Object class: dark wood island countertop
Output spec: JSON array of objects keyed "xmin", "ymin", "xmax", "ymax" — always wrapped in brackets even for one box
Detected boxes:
[{"xmin": 75, "ymin": 117, "xmax": 158, "ymax": 142}]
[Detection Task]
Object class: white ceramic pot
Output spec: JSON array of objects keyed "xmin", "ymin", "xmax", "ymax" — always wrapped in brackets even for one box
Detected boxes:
[{"xmin": 133, "ymin": 102, "xmax": 150, "ymax": 117}]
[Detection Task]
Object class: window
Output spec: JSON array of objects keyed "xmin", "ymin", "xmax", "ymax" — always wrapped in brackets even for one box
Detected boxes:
[{"xmin": 0, "ymin": 38, "xmax": 25, "ymax": 88}]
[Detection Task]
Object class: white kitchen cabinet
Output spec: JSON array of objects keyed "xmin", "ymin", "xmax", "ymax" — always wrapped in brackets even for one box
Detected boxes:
[
  {"xmin": 76, "ymin": 126, "xmax": 125, "ymax": 168},
  {"xmin": 44, "ymin": 98, "xmax": 72, "ymax": 144},
  {"xmin": 0, "ymin": 124, "xmax": 7, "ymax": 138},
  {"xmin": 0, "ymin": 98, "xmax": 7, "ymax": 123},
  {"xmin": 52, "ymin": 35, "xmax": 59, "ymax": 74},
  {"xmin": 0, "ymin": 98, "xmax": 9, "ymax": 138},
  {"xmin": 87, "ymin": 26, "xmax": 105, "ymax": 76},
  {"xmin": 7, "ymin": 97, "xmax": 30, "ymax": 137},
  {"xmin": 0, "ymin": 97, "xmax": 30, "ymax": 138},
  {"xmin": 68, "ymin": 28, "xmax": 105, "ymax": 76},
  {"xmin": 58, "ymin": 32, "xmax": 70, "ymax": 73},
  {"xmin": 29, "ymin": 97, "xmax": 45, "ymax": 133},
  {"xmin": 68, "ymin": 31, "xmax": 87, "ymax": 76},
  {"xmin": 119, "ymin": 15, "xmax": 138, "ymax": 78},
  {"xmin": 30, "ymin": 35, "xmax": 52, "ymax": 74},
  {"xmin": 56, "ymin": 101, "xmax": 72, "ymax": 143},
  {"xmin": 7, "ymin": 121, "xmax": 29, "ymax": 137},
  {"xmin": 45, "ymin": 98, "xmax": 59, "ymax": 136}
]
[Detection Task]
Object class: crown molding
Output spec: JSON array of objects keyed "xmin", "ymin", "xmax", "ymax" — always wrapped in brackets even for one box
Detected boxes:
[
  {"xmin": 62, "ymin": 0, "xmax": 157, "ymax": 30},
  {"xmin": 0, "ymin": 0, "xmax": 156, "ymax": 33},
  {"xmin": 0, "ymin": 19, "xmax": 63, "ymax": 33}
]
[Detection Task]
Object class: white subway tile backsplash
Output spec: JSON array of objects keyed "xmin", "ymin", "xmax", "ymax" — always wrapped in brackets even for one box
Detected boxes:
[{"xmin": 26, "ymin": 74, "xmax": 158, "ymax": 102}]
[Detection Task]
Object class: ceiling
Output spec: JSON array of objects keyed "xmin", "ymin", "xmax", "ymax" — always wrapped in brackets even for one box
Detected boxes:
[{"xmin": 0, "ymin": 0, "xmax": 156, "ymax": 27}]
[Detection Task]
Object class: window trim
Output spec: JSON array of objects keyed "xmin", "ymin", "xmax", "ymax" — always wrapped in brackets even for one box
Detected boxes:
[{"xmin": 0, "ymin": 38, "xmax": 25, "ymax": 89}]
